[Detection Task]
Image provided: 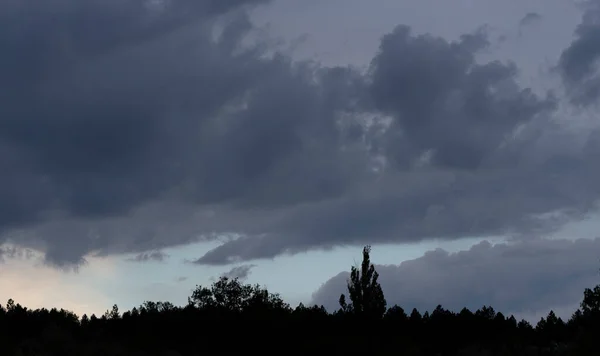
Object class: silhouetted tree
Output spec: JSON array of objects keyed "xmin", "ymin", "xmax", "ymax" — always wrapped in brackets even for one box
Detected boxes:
[
  {"xmin": 581, "ymin": 285, "xmax": 600, "ymax": 315},
  {"xmin": 104, "ymin": 304, "xmax": 119, "ymax": 320},
  {"xmin": 188, "ymin": 276, "xmax": 289, "ymax": 313},
  {"xmin": 339, "ymin": 245, "xmax": 386, "ymax": 319},
  {"xmin": 384, "ymin": 305, "xmax": 407, "ymax": 321},
  {"xmin": 409, "ymin": 308, "xmax": 422, "ymax": 323}
]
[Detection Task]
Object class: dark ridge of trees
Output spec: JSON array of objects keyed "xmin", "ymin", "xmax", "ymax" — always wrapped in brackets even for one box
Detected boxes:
[{"xmin": 1, "ymin": 246, "xmax": 600, "ymax": 355}]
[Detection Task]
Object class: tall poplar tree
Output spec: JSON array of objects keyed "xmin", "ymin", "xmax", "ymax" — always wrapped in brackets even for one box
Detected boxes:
[{"xmin": 339, "ymin": 245, "xmax": 387, "ymax": 318}]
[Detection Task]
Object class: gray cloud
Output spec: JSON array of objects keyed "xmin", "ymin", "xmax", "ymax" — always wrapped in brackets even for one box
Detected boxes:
[
  {"xmin": 367, "ymin": 25, "xmax": 556, "ymax": 170},
  {"xmin": 312, "ymin": 238, "xmax": 600, "ymax": 321},
  {"xmin": 1, "ymin": 0, "xmax": 600, "ymax": 269},
  {"xmin": 0, "ymin": 246, "xmax": 35, "ymax": 263},
  {"xmin": 221, "ymin": 264, "xmax": 256, "ymax": 281},
  {"xmin": 0, "ymin": 0, "xmax": 366, "ymax": 266},
  {"xmin": 127, "ymin": 250, "xmax": 169, "ymax": 263},
  {"xmin": 193, "ymin": 25, "xmax": 600, "ymax": 266},
  {"xmin": 558, "ymin": 0, "xmax": 600, "ymax": 105},
  {"xmin": 519, "ymin": 12, "xmax": 542, "ymax": 28}
]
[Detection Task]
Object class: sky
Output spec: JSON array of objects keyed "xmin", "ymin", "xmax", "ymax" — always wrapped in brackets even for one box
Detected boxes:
[{"xmin": 2, "ymin": 0, "xmax": 600, "ymax": 322}]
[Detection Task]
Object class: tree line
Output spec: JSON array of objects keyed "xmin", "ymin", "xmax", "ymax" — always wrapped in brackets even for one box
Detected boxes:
[{"xmin": 1, "ymin": 245, "xmax": 600, "ymax": 355}]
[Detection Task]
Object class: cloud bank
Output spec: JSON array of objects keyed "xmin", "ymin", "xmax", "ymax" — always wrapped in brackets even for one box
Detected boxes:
[
  {"xmin": 0, "ymin": 0, "xmax": 600, "ymax": 270},
  {"xmin": 312, "ymin": 238, "xmax": 600, "ymax": 321}
]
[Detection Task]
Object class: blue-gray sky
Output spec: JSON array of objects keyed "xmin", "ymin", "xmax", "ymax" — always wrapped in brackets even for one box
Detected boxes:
[{"xmin": 1, "ymin": 0, "xmax": 600, "ymax": 322}]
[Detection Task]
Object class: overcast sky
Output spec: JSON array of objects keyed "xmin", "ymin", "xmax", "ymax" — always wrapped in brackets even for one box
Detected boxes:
[{"xmin": 1, "ymin": 0, "xmax": 600, "ymax": 322}]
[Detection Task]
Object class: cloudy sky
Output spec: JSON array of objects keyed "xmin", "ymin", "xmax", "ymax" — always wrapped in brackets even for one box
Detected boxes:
[{"xmin": 1, "ymin": 0, "xmax": 600, "ymax": 322}]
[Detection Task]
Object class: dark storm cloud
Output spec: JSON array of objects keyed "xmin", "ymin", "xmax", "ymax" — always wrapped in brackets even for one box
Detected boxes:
[
  {"xmin": 193, "ymin": 138, "xmax": 600, "ymax": 265},
  {"xmin": 0, "ymin": 0, "xmax": 273, "ymax": 220},
  {"xmin": 558, "ymin": 0, "xmax": 600, "ymax": 105},
  {"xmin": 194, "ymin": 26, "xmax": 598, "ymax": 266},
  {"xmin": 1, "ymin": 0, "xmax": 600, "ymax": 268},
  {"xmin": 128, "ymin": 250, "xmax": 169, "ymax": 263},
  {"xmin": 0, "ymin": 0, "xmax": 368, "ymax": 266},
  {"xmin": 221, "ymin": 264, "xmax": 256, "ymax": 281},
  {"xmin": 312, "ymin": 238, "xmax": 600, "ymax": 320},
  {"xmin": 0, "ymin": 0, "xmax": 275, "ymax": 264},
  {"xmin": 367, "ymin": 25, "xmax": 556, "ymax": 169}
]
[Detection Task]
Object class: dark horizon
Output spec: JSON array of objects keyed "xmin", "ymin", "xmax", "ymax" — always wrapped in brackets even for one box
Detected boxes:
[{"xmin": 0, "ymin": 245, "xmax": 599, "ymax": 355}]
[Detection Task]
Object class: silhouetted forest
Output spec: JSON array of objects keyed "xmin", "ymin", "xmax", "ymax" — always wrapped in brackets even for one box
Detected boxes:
[{"xmin": 2, "ymin": 246, "xmax": 600, "ymax": 355}]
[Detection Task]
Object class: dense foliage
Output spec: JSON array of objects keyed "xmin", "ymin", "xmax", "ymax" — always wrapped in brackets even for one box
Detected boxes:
[{"xmin": 2, "ymin": 246, "xmax": 600, "ymax": 355}]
